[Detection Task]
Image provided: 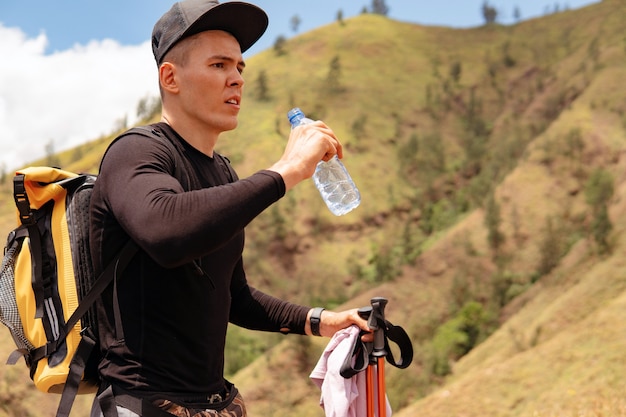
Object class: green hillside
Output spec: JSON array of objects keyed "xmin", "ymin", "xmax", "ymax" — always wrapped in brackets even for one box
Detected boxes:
[{"xmin": 1, "ymin": 0, "xmax": 626, "ymax": 415}]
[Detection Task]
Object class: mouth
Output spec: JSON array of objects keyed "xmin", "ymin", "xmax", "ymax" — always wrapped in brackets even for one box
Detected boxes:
[{"xmin": 226, "ymin": 97, "xmax": 240, "ymax": 106}]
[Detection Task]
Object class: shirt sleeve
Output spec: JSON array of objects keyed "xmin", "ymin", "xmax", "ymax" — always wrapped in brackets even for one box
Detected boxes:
[
  {"xmin": 98, "ymin": 133, "xmax": 286, "ymax": 267},
  {"xmin": 229, "ymin": 281, "xmax": 310, "ymax": 335}
]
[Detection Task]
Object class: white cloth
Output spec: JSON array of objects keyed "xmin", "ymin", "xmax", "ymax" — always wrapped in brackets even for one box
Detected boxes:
[{"xmin": 310, "ymin": 325, "xmax": 392, "ymax": 417}]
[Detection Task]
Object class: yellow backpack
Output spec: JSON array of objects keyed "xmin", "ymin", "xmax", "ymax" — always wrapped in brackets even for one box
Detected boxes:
[
  {"xmin": 0, "ymin": 126, "xmax": 192, "ymax": 417},
  {"xmin": 0, "ymin": 166, "xmax": 137, "ymax": 416}
]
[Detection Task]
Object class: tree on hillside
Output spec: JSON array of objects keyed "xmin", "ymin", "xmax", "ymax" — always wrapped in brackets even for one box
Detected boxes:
[
  {"xmin": 136, "ymin": 95, "xmax": 161, "ymax": 121},
  {"xmin": 482, "ymin": 1, "xmax": 498, "ymax": 24},
  {"xmin": 584, "ymin": 168, "xmax": 614, "ymax": 253},
  {"xmin": 484, "ymin": 193, "xmax": 505, "ymax": 259},
  {"xmin": 45, "ymin": 140, "xmax": 61, "ymax": 168},
  {"xmin": 450, "ymin": 60, "xmax": 462, "ymax": 84},
  {"xmin": 592, "ymin": 205, "xmax": 612, "ymax": 254},
  {"xmin": 0, "ymin": 162, "xmax": 6, "ymax": 184},
  {"xmin": 536, "ymin": 216, "xmax": 564, "ymax": 276},
  {"xmin": 290, "ymin": 14, "xmax": 301, "ymax": 33},
  {"xmin": 351, "ymin": 114, "xmax": 367, "ymax": 141},
  {"xmin": 585, "ymin": 168, "xmax": 614, "ymax": 209},
  {"xmin": 513, "ymin": 6, "xmax": 521, "ymax": 22},
  {"xmin": 273, "ymin": 35, "xmax": 287, "ymax": 56},
  {"xmin": 255, "ymin": 69, "xmax": 270, "ymax": 101},
  {"xmin": 325, "ymin": 55, "xmax": 344, "ymax": 95},
  {"xmin": 588, "ymin": 37, "xmax": 601, "ymax": 68},
  {"xmin": 336, "ymin": 9, "xmax": 344, "ymax": 25},
  {"xmin": 112, "ymin": 115, "xmax": 128, "ymax": 133},
  {"xmin": 137, "ymin": 96, "xmax": 149, "ymax": 120},
  {"xmin": 371, "ymin": 0, "xmax": 389, "ymax": 16},
  {"xmin": 501, "ymin": 41, "xmax": 516, "ymax": 67}
]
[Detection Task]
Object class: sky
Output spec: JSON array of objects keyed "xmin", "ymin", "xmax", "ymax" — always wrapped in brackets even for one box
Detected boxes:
[{"xmin": 0, "ymin": 0, "xmax": 600, "ymax": 171}]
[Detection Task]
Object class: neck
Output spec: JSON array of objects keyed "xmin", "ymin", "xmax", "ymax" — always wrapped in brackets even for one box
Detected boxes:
[{"xmin": 160, "ymin": 113, "xmax": 218, "ymax": 158}]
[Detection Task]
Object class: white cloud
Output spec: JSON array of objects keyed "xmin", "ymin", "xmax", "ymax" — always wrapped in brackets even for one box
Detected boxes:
[{"xmin": 0, "ymin": 24, "xmax": 159, "ymax": 171}]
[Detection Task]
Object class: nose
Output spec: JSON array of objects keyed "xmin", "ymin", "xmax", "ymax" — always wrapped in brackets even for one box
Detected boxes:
[{"xmin": 229, "ymin": 69, "xmax": 244, "ymax": 87}]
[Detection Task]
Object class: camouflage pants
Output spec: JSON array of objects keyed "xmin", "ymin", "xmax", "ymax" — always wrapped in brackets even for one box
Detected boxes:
[
  {"xmin": 90, "ymin": 387, "xmax": 246, "ymax": 417},
  {"xmin": 152, "ymin": 391, "xmax": 247, "ymax": 417}
]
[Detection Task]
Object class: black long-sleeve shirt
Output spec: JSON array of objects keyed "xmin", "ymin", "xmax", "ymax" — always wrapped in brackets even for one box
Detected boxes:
[{"xmin": 89, "ymin": 122, "xmax": 309, "ymax": 396}]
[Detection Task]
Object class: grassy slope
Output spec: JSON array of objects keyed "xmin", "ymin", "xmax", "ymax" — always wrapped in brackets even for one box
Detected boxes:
[
  {"xmin": 1, "ymin": 1, "xmax": 625, "ymax": 415},
  {"xmin": 232, "ymin": 1, "xmax": 626, "ymax": 416}
]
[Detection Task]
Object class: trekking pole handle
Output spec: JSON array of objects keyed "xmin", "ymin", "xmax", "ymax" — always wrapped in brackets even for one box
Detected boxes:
[{"xmin": 370, "ymin": 297, "xmax": 388, "ymax": 357}]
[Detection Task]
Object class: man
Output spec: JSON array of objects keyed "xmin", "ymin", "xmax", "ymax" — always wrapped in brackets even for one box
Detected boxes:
[{"xmin": 89, "ymin": 1, "xmax": 370, "ymax": 416}]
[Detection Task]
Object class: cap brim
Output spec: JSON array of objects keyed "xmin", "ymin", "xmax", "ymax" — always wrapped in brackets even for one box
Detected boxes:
[{"xmin": 183, "ymin": 2, "xmax": 268, "ymax": 53}]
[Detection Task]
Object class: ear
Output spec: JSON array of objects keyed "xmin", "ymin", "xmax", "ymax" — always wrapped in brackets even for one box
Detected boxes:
[{"xmin": 159, "ymin": 62, "xmax": 179, "ymax": 94}]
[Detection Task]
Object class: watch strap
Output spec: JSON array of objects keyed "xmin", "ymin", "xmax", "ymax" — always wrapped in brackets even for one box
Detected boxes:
[{"xmin": 310, "ymin": 307, "xmax": 325, "ymax": 336}]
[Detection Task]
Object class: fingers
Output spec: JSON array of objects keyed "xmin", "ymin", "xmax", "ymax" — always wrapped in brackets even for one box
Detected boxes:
[
  {"xmin": 290, "ymin": 121, "xmax": 342, "ymax": 162},
  {"xmin": 350, "ymin": 308, "xmax": 371, "ymax": 332},
  {"xmin": 361, "ymin": 332, "xmax": 374, "ymax": 343},
  {"xmin": 348, "ymin": 308, "xmax": 373, "ymax": 342},
  {"xmin": 315, "ymin": 122, "xmax": 342, "ymax": 160}
]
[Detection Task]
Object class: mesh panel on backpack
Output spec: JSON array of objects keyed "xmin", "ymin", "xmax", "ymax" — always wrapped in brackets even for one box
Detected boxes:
[{"xmin": 0, "ymin": 238, "xmax": 35, "ymax": 353}]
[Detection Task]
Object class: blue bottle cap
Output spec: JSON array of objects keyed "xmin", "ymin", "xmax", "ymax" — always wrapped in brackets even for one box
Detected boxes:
[{"xmin": 287, "ymin": 107, "xmax": 305, "ymax": 125}]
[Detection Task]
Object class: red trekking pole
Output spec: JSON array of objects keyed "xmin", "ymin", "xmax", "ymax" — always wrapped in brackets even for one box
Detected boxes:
[
  {"xmin": 361, "ymin": 297, "xmax": 388, "ymax": 417},
  {"xmin": 351, "ymin": 297, "xmax": 412, "ymax": 417}
]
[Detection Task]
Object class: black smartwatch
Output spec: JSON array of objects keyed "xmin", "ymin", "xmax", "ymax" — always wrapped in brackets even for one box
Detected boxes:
[{"xmin": 310, "ymin": 307, "xmax": 325, "ymax": 336}]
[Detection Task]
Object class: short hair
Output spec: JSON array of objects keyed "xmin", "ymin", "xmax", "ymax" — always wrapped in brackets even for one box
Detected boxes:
[
  {"xmin": 161, "ymin": 32, "xmax": 203, "ymax": 67},
  {"xmin": 158, "ymin": 33, "xmax": 203, "ymax": 98}
]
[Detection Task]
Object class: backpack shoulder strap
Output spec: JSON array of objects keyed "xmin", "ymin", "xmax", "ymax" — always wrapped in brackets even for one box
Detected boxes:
[
  {"xmin": 53, "ymin": 240, "xmax": 138, "ymax": 417},
  {"xmin": 12, "ymin": 173, "xmax": 46, "ymax": 319},
  {"xmin": 105, "ymin": 124, "xmax": 195, "ymax": 191}
]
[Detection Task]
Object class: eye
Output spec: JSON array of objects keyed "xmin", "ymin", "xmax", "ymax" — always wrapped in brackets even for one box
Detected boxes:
[{"xmin": 211, "ymin": 62, "xmax": 225, "ymax": 68}]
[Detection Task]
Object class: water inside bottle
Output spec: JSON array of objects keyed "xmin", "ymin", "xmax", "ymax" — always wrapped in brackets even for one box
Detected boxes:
[{"xmin": 313, "ymin": 158, "xmax": 360, "ymax": 215}]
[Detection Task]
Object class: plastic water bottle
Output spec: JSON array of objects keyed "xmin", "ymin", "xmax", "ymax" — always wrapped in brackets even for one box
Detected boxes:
[{"xmin": 287, "ymin": 108, "xmax": 361, "ymax": 216}]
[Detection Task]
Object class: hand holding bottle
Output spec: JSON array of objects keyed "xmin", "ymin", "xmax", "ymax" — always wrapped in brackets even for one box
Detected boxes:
[
  {"xmin": 269, "ymin": 115, "xmax": 341, "ymax": 191},
  {"xmin": 287, "ymin": 108, "xmax": 361, "ymax": 216}
]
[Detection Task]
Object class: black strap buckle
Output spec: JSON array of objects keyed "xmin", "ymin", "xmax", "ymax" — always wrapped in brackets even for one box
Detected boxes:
[{"xmin": 13, "ymin": 174, "xmax": 35, "ymax": 226}]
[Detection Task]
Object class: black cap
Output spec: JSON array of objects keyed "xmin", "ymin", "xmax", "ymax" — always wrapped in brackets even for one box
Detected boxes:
[{"xmin": 152, "ymin": 0, "xmax": 268, "ymax": 65}]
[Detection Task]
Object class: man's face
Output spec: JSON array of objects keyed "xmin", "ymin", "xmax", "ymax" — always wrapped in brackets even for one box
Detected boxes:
[{"xmin": 170, "ymin": 30, "xmax": 245, "ymax": 136}]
